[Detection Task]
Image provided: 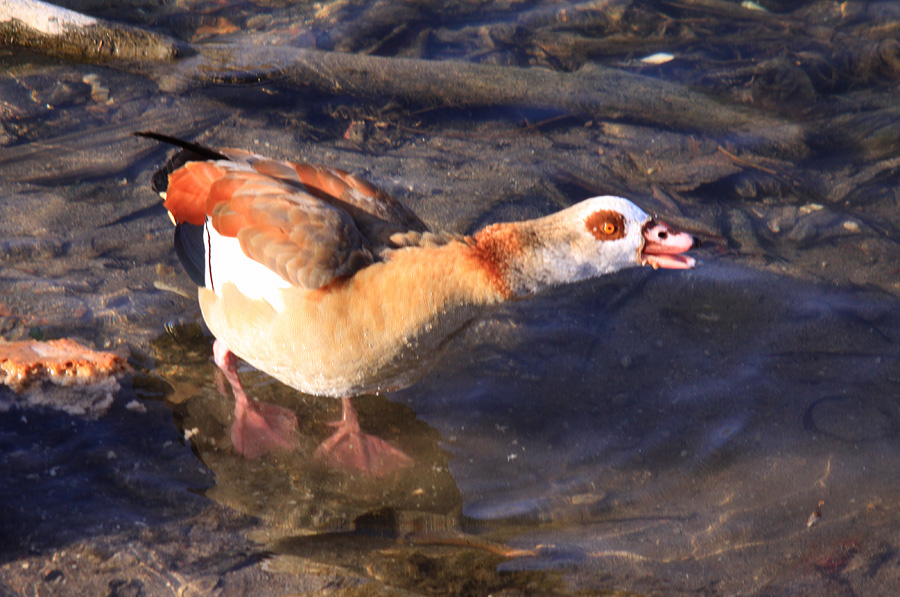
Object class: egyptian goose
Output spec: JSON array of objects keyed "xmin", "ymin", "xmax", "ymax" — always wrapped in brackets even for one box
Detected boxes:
[{"xmin": 137, "ymin": 132, "xmax": 696, "ymax": 474}]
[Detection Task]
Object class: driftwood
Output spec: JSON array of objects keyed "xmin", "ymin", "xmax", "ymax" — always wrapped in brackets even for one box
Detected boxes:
[
  {"xmin": 0, "ymin": 0, "xmax": 179, "ymax": 62},
  {"xmin": 168, "ymin": 44, "xmax": 806, "ymax": 157},
  {"xmin": 3, "ymin": 0, "xmax": 804, "ymax": 158}
]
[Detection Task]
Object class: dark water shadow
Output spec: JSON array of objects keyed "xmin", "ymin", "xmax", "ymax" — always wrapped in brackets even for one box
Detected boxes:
[
  {"xmin": 390, "ymin": 261, "xmax": 900, "ymax": 592},
  {"xmin": 0, "ymin": 389, "xmax": 213, "ymax": 564}
]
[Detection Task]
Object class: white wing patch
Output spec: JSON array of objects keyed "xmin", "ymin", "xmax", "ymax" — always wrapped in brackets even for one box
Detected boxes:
[{"xmin": 205, "ymin": 219, "xmax": 291, "ymax": 311}]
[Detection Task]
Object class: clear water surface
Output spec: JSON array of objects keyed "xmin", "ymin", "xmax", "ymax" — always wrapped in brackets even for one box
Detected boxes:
[{"xmin": 1, "ymin": 1, "xmax": 900, "ymax": 594}]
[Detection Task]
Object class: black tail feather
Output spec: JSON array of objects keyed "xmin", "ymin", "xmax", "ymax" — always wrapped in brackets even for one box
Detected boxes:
[
  {"xmin": 134, "ymin": 131, "xmax": 228, "ymax": 161},
  {"xmin": 134, "ymin": 131, "xmax": 229, "ymax": 194}
]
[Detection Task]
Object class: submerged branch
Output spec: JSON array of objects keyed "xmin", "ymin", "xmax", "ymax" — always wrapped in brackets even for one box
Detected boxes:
[
  {"xmin": 2, "ymin": 0, "xmax": 808, "ymax": 157},
  {"xmin": 169, "ymin": 44, "xmax": 806, "ymax": 157}
]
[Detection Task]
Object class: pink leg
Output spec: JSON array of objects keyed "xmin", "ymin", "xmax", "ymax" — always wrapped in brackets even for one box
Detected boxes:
[
  {"xmin": 314, "ymin": 397, "xmax": 413, "ymax": 476},
  {"xmin": 213, "ymin": 339, "xmax": 298, "ymax": 459}
]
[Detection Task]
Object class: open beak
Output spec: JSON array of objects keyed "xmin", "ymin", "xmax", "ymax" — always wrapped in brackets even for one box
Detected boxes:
[{"xmin": 641, "ymin": 220, "xmax": 696, "ymax": 270}]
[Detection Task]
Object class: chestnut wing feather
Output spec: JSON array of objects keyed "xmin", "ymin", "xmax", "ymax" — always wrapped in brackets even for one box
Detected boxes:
[
  {"xmin": 237, "ymin": 155, "xmax": 430, "ymax": 242},
  {"xmin": 206, "ymin": 170, "xmax": 374, "ymax": 289}
]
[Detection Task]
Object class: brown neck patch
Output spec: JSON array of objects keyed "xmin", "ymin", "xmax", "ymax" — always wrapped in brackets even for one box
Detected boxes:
[
  {"xmin": 585, "ymin": 210, "xmax": 626, "ymax": 241},
  {"xmin": 468, "ymin": 223, "xmax": 524, "ymax": 299}
]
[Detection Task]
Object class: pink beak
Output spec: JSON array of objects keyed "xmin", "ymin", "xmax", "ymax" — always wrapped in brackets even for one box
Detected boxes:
[{"xmin": 641, "ymin": 220, "xmax": 696, "ymax": 270}]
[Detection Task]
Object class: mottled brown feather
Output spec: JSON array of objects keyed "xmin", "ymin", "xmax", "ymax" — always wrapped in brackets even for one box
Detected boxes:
[
  {"xmin": 251, "ymin": 159, "xmax": 302, "ymax": 182},
  {"xmin": 290, "ymin": 163, "xmax": 428, "ymax": 235},
  {"xmin": 223, "ymin": 176, "xmax": 373, "ymax": 288}
]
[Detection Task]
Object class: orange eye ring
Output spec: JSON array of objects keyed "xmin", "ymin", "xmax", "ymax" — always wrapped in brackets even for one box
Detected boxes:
[{"xmin": 602, "ymin": 222, "xmax": 617, "ymax": 235}]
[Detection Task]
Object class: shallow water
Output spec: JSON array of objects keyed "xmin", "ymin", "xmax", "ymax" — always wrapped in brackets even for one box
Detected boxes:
[{"xmin": 2, "ymin": 0, "xmax": 900, "ymax": 594}]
